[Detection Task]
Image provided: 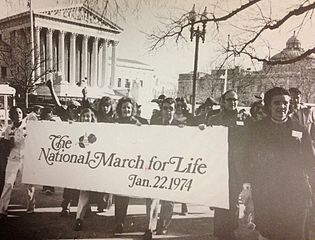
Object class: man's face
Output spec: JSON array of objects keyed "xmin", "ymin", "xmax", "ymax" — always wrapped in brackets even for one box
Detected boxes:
[
  {"xmin": 290, "ymin": 93, "xmax": 301, "ymax": 110},
  {"xmin": 223, "ymin": 92, "xmax": 238, "ymax": 111},
  {"xmin": 270, "ymin": 95, "xmax": 290, "ymax": 121},
  {"xmin": 175, "ymin": 102, "xmax": 185, "ymax": 114},
  {"xmin": 161, "ymin": 102, "xmax": 175, "ymax": 122}
]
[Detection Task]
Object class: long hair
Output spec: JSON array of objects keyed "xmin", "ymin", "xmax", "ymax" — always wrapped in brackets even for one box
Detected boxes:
[
  {"xmin": 79, "ymin": 108, "xmax": 97, "ymax": 123},
  {"xmin": 9, "ymin": 106, "xmax": 25, "ymax": 120},
  {"xmin": 98, "ymin": 96, "xmax": 113, "ymax": 116},
  {"xmin": 116, "ymin": 97, "xmax": 138, "ymax": 119}
]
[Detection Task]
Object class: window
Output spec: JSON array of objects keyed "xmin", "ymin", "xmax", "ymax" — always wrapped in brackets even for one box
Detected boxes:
[
  {"xmin": 1, "ymin": 66, "xmax": 7, "ymax": 79},
  {"xmin": 140, "ymin": 80, "xmax": 144, "ymax": 87},
  {"xmin": 117, "ymin": 78, "xmax": 122, "ymax": 87}
]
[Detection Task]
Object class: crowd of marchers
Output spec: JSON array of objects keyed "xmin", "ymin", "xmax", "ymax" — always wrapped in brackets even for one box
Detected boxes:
[{"xmin": 0, "ymin": 79, "xmax": 315, "ymax": 240}]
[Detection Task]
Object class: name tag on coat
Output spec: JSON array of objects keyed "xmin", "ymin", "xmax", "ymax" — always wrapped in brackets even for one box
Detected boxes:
[
  {"xmin": 236, "ymin": 121, "xmax": 244, "ymax": 126},
  {"xmin": 292, "ymin": 130, "xmax": 303, "ymax": 139}
]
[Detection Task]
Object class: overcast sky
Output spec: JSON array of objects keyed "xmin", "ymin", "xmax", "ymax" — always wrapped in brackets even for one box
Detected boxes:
[{"xmin": 1, "ymin": 0, "xmax": 314, "ymax": 84}]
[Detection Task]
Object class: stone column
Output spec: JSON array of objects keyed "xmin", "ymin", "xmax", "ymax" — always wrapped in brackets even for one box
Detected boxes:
[
  {"xmin": 81, "ymin": 35, "xmax": 88, "ymax": 81},
  {"xmin": 98, "ymin": 40, "xmax": 103, "ymax": 87},
  {"xmin": 101, "ymin": 39, "xmax": 108, "ymax": 88},
  {"xmin": 69, "ymin": 33, "xmax": 77, "ymax": 85},
  {"xmin": 34, "ymin": 27, "xmax": 41, "ymax": 80},
  {"xmin": 46, "ymin": 28, "xmax": 53, "ymax": 73},
  {"xmin": 58, "ymin": 30, "xmax": 65, "ymax": 80},
  {"xmin": 40, "ymin": 31, "xmax": 46, "ymax": 80},
  {"xmin": 91, "ymin": 37, "xmax": 98, "ymax": 87},
  {"xmin": 110, "ymin": 40, "xmax": 118, "ymax": 88}
]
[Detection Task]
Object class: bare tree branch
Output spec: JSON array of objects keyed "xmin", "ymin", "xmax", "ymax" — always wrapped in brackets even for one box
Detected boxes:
[
  {"xmin": 240, "ymin": 46, "xmax": 315, "ymax": 65},
  {"xmin": 147, "ymin": 0, "xmax": 262, "ymax": 50}
]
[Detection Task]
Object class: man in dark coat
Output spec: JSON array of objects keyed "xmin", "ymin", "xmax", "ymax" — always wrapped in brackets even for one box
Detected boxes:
[{"xmin": 207, "ymin": 90, "xmax": 250, "ymax": 240}]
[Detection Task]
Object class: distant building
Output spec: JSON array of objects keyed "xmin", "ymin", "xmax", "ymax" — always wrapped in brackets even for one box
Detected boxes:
[
  {"xmin": 255, "ymin": 33, "xmax": 315, "ymax": 102},
  {"xmin": 113, "ymin": 58, "xmax": 156, "ymax": 104},
  {"xmin": 0, "ymin": 3, "xmax": 158, "ymax": 106},
  {"xmin": 177, "ymin": 67, "xmax": 255, "ymax": 106},
  {"xmin": 178, "ymin": 33, "xmax": 315, "ymax": 106}
]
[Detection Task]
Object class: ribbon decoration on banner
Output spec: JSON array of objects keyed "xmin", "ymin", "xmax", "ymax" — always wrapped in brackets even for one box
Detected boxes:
[{"xmin": 23, "ymin": 121, "xmax": 229, "ymax": 208}]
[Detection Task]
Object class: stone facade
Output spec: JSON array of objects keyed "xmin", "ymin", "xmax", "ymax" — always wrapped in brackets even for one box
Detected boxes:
[{"xmin": 0, "ymin": 4, "xmax": 121, "ymax": 101}]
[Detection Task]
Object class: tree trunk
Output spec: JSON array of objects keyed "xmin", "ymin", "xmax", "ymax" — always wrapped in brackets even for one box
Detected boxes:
[{"xmin": 25, "ymin": 91, "xmax": 29, "ymax": 109}]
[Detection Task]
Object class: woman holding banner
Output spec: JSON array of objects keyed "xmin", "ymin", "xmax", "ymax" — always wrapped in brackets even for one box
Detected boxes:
[
  {"xmin": 114, "ymin": 97, "xmax": 148, "ymax": 234},
  {"xmin": 0, "ymin": 106, "xmax": 35, "ymax": 220},
  {"xmin": 74, "ymin": 108, "xmax": 99, "ymax": 231}
]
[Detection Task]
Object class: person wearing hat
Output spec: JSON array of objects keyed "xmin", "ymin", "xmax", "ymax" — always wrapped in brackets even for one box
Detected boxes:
[
  {"xmin": 150, "ymin": 94, "xmax": 166, "ymax": 124},
  {"xmin": 26, "ymin": 105, "xmax": 44, "ymax": 121},
  {"xmin": 247, "ymin": 87, "xmax": 315, "ymax": 240},
  {"xmin": 190, "ymin": 97, "xmax": 219, "ymax": 126}
]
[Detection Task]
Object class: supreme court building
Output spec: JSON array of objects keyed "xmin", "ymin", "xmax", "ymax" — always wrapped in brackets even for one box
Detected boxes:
[{"xmin": 0, "ymin": 4, "xmax": 156, "ymax": 104}]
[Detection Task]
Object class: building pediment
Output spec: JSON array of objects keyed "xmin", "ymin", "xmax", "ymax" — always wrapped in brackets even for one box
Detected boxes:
[{"xmin": 37, "ymin": 4, "xmax": 123, "ymax": 33}]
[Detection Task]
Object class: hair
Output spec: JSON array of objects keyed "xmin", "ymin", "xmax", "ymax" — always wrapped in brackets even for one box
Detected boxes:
[
  {"xmin": 221, "ymin": 90, "xmax": 237, "ymax": 101},
  {"xmin": 79, "ymin": 108, "xmax": 97, "ymax": 122},
  {"xmin": 250, "ymin": 101, "xmax": 264, "ymax": 118},
  {"xmin": 116, "ymin": 97, "xmax": 138, "ymax": 119},
  {"xmin": 161, "ymin": 97, "xmax": 175, "ymax": 107},
  {"xmin": 98, "ymin": 96, "xmax": 113, "ymax": 115},
  {"xmin": 175, "ymin": 97, "xmax": 187, "ymax": 109},
  {"xmin": 9, "ymin": 106, "xmax": 25, "ymax": 120},
  {"xmin": 288, "ymin": 87, "xmax": 301, "ymax": 96},
  {"xmin": 40, "ymin": 107, "xmax": 53, "ymax": 120},
  {"xmin": 264, "ymin": 87, "xmax": 290, "ymax": 114},
  {"xmin": 32, "ymin": 105, "xmax": 43, "ymax": 112}
]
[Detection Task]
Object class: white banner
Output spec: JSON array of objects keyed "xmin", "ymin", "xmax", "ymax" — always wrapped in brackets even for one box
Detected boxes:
[{"xmin": 23, "ymin": 121, "xmax": 229, "ymax": 208}]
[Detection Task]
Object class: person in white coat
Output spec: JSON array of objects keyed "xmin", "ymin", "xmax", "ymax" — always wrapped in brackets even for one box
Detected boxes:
[{"xmin": 0, "ymin": 106, "xmax": 35, "ymax": 221}]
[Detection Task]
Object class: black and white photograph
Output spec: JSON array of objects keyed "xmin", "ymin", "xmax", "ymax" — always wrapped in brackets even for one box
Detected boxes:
[{"xmin": 0, "ymin": 0, "xmax": 315, "ymax": 239}]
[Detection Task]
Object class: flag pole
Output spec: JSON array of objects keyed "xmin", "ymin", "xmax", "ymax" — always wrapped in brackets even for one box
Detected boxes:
[{"xmin": 28, "ymin": 0, "xmax": 35, "ymax": 108}]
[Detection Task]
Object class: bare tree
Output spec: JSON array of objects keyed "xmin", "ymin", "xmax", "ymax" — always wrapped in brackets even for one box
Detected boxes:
[
  {"xmin": 0, "ymin": 40, "xmax": 52, "ymax": 108},
  {"xmin": 147, "ymin": 0, "xmax": 315, "ymax": 66}
]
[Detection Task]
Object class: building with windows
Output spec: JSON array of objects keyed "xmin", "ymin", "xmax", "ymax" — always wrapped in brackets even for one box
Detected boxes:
[
  {"xmin": 256, "ymin": 33, "xmax": 315, "ymax": 102},
  {"xmin": 113, "ymin": 58, "xmax": 156, "ymax": 104},
  {"xmin": 178, "ymin": 33, "xmax": 315, "ymax": 106},
  {"xmin": 0, "ymin": 4, "xmax": 123, "ymax": 101},
  {"xmin": 0, "ymin": 3, "xmax": 160, "ymax": 106}
]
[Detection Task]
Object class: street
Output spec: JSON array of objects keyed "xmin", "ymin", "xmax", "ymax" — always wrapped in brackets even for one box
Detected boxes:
[{"xmin": 0, "ymin": 184, "xmax": 258, "ymax": 240}]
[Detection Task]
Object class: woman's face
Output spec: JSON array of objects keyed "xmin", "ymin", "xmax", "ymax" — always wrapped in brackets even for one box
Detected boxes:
[
  {"xmin": 121, "ymin": 102, "xmax": 133, "ymax": 118},
  {"xmin": 100, "ymin": 102, "xmax": 111, "ymax": 114},
  {"xmin": 81, "ymin": 112, "xmax": 93, "ymax": 122},
  {"xmin": 11, "ymin": 108, "xmax": 23, "ymax": 123},
  {"xmin": 270, "ymin": 95, "xmax": 290, "ymax": 121}
]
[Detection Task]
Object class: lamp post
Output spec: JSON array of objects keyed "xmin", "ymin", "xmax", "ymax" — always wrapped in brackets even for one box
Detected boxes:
[{"xmin": 188, "ymin": 4, "xmax": 207, "ymax": 115}]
